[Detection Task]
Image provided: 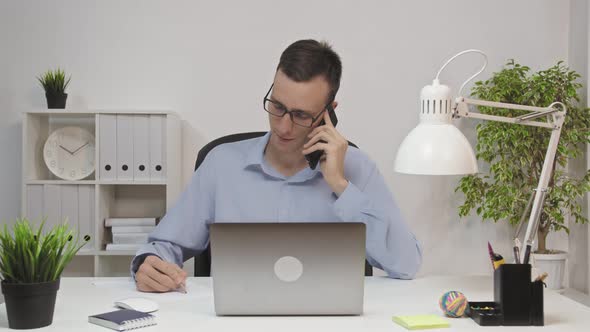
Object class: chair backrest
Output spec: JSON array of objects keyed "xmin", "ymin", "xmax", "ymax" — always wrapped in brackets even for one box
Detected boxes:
[{"xmin": 193, "ymin": 132, "xmax": 372, "ymax": 277}]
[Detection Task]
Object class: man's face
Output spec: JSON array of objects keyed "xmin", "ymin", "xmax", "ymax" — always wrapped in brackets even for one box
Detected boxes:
[{"xmin": 266, "ymin": 69, "xmax": 332, "ymax": 155}]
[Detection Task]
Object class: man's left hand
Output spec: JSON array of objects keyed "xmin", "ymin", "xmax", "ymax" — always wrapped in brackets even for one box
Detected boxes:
[{"xmin": 302, "ymin": 111, "xmax": 349, "ymax": 196}]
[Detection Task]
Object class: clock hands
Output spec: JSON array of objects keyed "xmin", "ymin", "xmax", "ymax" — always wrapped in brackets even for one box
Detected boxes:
[
  {"xmin": 71, "ymin": 142, "xmax": 90, "ymax": 155},
  {"xmin": 59, "ymin": 145, "xmax": 74, "ymax": 155},
  {"xmin": 59, "ymin": 142, "xmax": 90, "ymax": 156}
]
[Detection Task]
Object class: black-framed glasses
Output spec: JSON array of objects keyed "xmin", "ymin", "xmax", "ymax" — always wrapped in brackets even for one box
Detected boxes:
[{"xmin": 263, "ymin": 84, "xmax": 331, "ymax": 128}]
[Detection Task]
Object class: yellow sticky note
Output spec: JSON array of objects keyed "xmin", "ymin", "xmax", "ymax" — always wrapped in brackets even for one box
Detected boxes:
[{"xmin": 392, "ymin": 315, "xmax": 450, "ymax": 330}]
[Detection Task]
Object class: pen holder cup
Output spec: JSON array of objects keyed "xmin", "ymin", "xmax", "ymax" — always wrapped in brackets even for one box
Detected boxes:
[{"xmin": 469, "ymin": 264, "xmax": 544, "ymax": 326}]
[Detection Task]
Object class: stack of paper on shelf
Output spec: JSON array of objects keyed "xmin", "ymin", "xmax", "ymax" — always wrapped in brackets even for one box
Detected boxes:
[{"xmin": 105, "ymin": 217, "xmax": 158, "ymax": 251}]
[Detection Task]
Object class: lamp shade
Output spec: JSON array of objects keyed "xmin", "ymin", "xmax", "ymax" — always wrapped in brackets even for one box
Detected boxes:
[
  {"xmin": 394, "ymin": 122, "xmax": 478, "ymax": 175},
  {"xmin": 394, "ymin": 79, "xmax": 478, "ymax": 175}
]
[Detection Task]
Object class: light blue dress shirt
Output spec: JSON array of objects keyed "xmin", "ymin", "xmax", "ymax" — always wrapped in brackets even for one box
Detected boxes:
[{"xmin": 131, "ymin": 132, "xmax": 422, "ymax": 279}]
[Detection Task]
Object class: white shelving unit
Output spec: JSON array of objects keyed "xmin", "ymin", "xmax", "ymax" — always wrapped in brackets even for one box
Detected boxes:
[{"xmin": 21, "ymin": 110, "xmax": 182, "ymax": 277}]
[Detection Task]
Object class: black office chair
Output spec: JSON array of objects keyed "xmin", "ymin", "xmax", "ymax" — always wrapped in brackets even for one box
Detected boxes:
[{"xmin": 193, "ymin": 132, "xmax": 373, "ymax": 277}]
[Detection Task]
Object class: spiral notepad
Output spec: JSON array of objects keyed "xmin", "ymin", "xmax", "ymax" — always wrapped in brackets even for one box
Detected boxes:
[{"xmin": 89, "ymin": 309, "xmax": 156, "ymax": 331}]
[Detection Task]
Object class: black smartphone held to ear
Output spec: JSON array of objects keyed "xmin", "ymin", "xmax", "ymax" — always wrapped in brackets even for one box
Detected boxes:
[{"xmin": 305, "ymin": 105, "xmax": 338, "ymax": 170}]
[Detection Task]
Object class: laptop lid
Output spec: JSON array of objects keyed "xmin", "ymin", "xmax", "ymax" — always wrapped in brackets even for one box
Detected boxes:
[{"xmin": 210, "ymin": 222, "xmax": 366, "ymax": 316}]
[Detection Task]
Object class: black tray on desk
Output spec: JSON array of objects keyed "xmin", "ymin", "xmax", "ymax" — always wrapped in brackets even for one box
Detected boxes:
[{"xmin": 468, "ymin": 301, "xmax": 502, "ymax": 326}]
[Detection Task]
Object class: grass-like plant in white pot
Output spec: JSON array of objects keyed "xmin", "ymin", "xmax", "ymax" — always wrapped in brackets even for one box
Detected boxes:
[
  {"xmin": 37, "ymin": 68, "xmax": 71, "ymax": 109},
  {"xmin": 0, "ymin": 218, "xmax": 89, "ymax": 329}
]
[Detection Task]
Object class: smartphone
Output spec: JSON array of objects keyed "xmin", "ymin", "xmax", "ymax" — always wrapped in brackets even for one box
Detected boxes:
[{"xmin": 305, "ymin": 105, "xmax": 338, "ymax": 170}]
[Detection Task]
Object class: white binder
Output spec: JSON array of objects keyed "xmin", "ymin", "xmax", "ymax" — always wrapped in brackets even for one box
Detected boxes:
[
  {"xmin": 105, "ymin": 243, "xmax": 143, "ymax": 251},
  {"xmin": 60, "ymin": 185, "xmax": 79, "ymax": 230},
  {"xmin": 78, "ymin": 185, "xmax": 95, "ymax": 249},
  {"xmin": 111, "ymin": 225, "xmax": 156, "ymax": 233},
  {"xmin": 99, "ymin": 114, "xmax": 117, "ymax": 181},
  {"xmin": 112, "ymin": 233, "xmax": 150, "ymax": 245},
  {"xmin": 133, "ymin": 115, "xmax": 150, "ymax": 181},
  {"xmin": 26, "ymin": 185, "xmax": 44, "ymax": 225},
  {"xmin": 149, "ymin": 115, "xmax": 166, "ymax": 182},
  {"xmin": 104, "ymin": 217, "xmax": 157, "ymax": 227},
  {"xmin": 43, "ymin": 184, "xmax": 62, "ymax": 230},
  {"xmin": 116, "ymin": 114, "xmax": 134, "ymax": 181}
]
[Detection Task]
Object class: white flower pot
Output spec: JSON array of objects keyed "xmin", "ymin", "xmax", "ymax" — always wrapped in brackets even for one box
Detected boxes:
[{"xmin": 532, "ymin": 251, "xmax": 567, "ymax": 290}]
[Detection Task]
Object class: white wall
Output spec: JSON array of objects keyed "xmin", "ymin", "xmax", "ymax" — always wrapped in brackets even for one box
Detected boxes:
[
  {"xmin": 0, "ymin": 0, "xmax": 583, "ymax": 281},
  {"xmin": 588, "ymin": 0, "xmax": 590, "ymax": 297},
  {"xmin": 568, "ymin": 0, "xmax": 589, "ymax": 294}
]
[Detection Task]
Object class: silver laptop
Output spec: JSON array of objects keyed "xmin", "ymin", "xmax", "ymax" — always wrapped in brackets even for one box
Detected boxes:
[{"xmin": 210, "ymin": 222, "xmax": 366, "ymax": 316}]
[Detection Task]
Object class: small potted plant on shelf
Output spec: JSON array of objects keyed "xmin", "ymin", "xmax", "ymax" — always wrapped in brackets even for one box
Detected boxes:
[
  {"xmin": 37, "ymin": 68, "xmax": 71, "ymax": 109},
  {"xmin": 457, "ymin": 60, "xmax": 590, "ymax": 289},
  {"xmin": 0, "ymin": 218, "xmax": 89, "ymax": 329}
]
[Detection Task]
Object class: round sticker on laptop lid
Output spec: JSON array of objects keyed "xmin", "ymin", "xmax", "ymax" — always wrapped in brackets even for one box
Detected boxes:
[{"xmin": 274, "ymin": 256, "xmax": 303, "ymax": 282}]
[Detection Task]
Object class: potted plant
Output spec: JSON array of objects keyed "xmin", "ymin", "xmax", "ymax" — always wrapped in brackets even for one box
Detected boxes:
[
  {"xmin": 0, "ymin": 218, "xmax": 89, "ymax": 329},
  {"xmin": 37, "ymin": 68, "xmax": 71, "ymax": 109},
  {"xmin": 457, "ymin": 60, "xmax": 590, "ymax": 289}
]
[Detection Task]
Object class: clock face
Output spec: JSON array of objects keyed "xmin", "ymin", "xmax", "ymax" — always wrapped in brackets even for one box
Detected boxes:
[{"xmin": 43, "ymin": 126, "xmax": 96, "ymax": 180}]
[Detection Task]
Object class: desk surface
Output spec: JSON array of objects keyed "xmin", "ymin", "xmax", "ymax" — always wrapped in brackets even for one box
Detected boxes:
[{"xmin": 1, "ymin": 276, "xmax": 589, "ymax": 331}]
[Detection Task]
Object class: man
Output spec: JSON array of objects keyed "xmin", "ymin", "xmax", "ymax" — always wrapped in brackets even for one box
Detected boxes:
[{"xmin": 131, "ymin": 39, "xmax": 422, "ymax": 292}]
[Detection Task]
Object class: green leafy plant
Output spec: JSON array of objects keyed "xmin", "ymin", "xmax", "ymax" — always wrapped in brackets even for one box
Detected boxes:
[
  {"xmin": 0, "ymin": 218, "xmax": 90, "ymax": 283},
  {"xmin": 456, "ymin": 60, "xmax": 590, "ymax": 253},
  {"xmin": 37, "ymin": 68, "xmax": 71, "ymax": 94}
]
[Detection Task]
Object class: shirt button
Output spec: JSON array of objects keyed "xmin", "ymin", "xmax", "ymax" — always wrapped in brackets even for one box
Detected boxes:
[{"xmin": 278, "ymin": 183, "xmax": 288, "ymax": 220}]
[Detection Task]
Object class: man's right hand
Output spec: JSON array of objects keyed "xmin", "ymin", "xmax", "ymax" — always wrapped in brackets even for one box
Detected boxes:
[{"xmin": 135, "ymin": 255, "xmax": 187, "ymax": 293}]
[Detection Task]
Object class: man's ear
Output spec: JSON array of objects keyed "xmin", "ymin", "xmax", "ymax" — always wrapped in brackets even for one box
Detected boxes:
[{"xmin": 331, "ymin": 101, "xmax": 338, "ymax": 110}]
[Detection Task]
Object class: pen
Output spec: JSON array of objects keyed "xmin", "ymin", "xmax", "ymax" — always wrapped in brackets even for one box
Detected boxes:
[
  {"xmin": 487, "ymin": 242, "xmax": 505, "ymax": 270},
  {"xmin": 522, "ymin": 244, "xmax": 532, "ymax": 265},
  {"xmin": 176, "ymin": 281, "xmax": 187, "ymax": 294},
  {"xmin": 513, "ymin": 238, "xmax": 521, "ymax": 264}
]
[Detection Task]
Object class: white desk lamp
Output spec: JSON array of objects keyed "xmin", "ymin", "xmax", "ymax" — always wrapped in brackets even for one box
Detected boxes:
[{"xmin": 394, "ymin": 49, "xmax": 567, "ymax": 264}]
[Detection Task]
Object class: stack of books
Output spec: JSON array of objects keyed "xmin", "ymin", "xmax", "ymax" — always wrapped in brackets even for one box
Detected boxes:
[{"xmin": 105, "ymin": 217, "xmax": 158, "ymax": 251}]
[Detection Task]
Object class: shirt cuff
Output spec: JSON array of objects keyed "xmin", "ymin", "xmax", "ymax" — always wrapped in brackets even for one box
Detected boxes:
[
  {"xmin": 130, "ymin": 240, "xmax": 181, "ymax": 279},
  {"xmin": 130, "ymin": 253, "xmax": 160, "ymax": 280},
  {"xmin": 332, "ymin": 181, "xmax": 369, "ymax": 222}
]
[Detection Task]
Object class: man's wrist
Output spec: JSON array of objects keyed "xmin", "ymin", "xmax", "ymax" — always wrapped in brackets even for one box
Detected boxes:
[
  {"xmin": 332, "ymin": 178, "xmax": 349, "ymax": 196},
  {"xmin": 132, "ymin": 253, "xmax": 159, "ymax": 280}
]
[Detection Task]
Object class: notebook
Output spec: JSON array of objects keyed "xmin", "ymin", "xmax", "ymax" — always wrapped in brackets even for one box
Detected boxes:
[
  {"xmin": 89, "ymin": 309, "xmax": 156, "ymax": 331},
  {"xmin": 392, "ymin": 314, "xmax": 450, "ymax": 330}
]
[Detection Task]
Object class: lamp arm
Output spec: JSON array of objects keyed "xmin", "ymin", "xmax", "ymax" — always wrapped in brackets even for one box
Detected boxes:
[
  {"xmin": 454, "ymin": 97, "xmax": 563, "ymax": 129},
  {"xmin": 520, "ymin": 119, "xmax": 564, "ymax": 263},
  {"xmin": 454, "ymin": 97, "xmax": 567, "ymax": 263}
]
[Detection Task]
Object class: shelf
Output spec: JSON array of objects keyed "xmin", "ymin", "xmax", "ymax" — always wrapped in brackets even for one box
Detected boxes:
[
  {"xmin": 22, "ymin": 110, "xmax": 181, "ymax": 277},
  {"xmin": 25, "ymin": 179, "xmax": 167, "ymax": 186},
  {"xmin": 26, "ymin": 110, "xmax": 97, "ymax": 116},
  {"xmin": 26, "ymin": 180, "xmax": 97, "ymax": 185},
  {"xmin": 26, "ymin": 180, "xmax": 167, "ymax": 186},
  {"xmin": 95, "ymin": 250, "xmax": 138, "ymax": 256},
  {"xmin": 73, "ymin": 249, "xmax": 141, "ymax": 257},
  {"xmin": 26, "ymin": 109, "xmax": 176, "ymax": 116},
  {"xmin": 98, "ymin": 180, "xmax": 167, "ymax": 185}
]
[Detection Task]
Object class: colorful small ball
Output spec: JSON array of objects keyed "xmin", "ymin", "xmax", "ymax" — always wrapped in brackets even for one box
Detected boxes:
[{"xmin": 439, "ymin": 291, "xmax": 468, "ymax": 317}]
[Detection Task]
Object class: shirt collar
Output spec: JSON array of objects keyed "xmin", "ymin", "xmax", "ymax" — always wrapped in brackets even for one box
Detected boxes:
[
  {"xmin": 243, "ymin": 132, "xmax": 271, "ymax": 168},
  {"xmin": 244, "ymin": 132, "xmax": 322, "ymax": 183}
]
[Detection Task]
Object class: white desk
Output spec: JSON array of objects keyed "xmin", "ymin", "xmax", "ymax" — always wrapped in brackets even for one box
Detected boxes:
[{"xmin": 1, "ymin": 276, "xmax": 589, "ymax": 331}]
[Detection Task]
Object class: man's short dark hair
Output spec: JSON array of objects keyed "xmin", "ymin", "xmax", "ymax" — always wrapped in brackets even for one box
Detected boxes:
[{"xmin": 277, "ymin": 39, "xmax": 342, "ymax": 102}]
